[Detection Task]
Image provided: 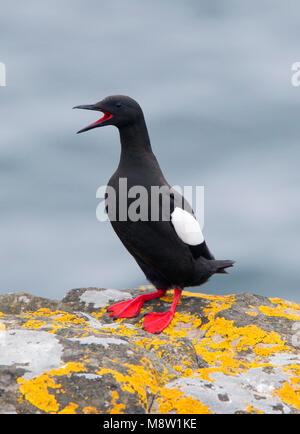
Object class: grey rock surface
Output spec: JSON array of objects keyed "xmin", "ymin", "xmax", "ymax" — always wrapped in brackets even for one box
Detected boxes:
[{"xmin": 0, "ymin": 287, "xmax": 299, "ymax": 414}]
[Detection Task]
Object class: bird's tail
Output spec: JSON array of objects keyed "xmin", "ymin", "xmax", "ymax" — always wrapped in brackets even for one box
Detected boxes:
[{"xmin": 211, "ymin": 259, "xmax": 235, "ymax": 274}]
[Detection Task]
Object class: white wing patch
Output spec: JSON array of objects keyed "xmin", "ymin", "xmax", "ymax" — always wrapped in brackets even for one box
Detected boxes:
[{"xmin": 171, "ymin": 207, "xmax": 204, "ymax": 246}]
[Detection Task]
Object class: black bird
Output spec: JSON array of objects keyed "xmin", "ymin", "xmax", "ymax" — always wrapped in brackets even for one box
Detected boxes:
[{"xmin": 74, "ymin": 95, "xmax": 234, "ymax": 334}]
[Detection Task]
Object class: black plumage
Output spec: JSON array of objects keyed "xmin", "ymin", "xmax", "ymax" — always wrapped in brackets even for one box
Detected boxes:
[{"xmin": 74, "ymin": 95, "xmax": 234, "ymax": 333}]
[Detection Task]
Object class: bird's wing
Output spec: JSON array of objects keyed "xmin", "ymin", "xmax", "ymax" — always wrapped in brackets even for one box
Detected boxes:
[
  {"xmin": 171, "ymin": 207, "xmax": 204, "ymax": 245},
  {"xmin": 168, "ymin": 188, "xmax": 215, "ymax": 260}
]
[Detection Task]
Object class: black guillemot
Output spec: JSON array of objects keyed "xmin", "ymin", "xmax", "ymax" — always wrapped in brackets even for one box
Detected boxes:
[{"xmin": 74, "ymin": 95, "xmax": 234, "ymax": 334}]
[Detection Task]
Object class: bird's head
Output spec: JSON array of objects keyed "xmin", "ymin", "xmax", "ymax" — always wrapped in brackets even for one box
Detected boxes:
[{"xmin": 73, "ymin": 95, "xmax": 143, "ymax": 134}]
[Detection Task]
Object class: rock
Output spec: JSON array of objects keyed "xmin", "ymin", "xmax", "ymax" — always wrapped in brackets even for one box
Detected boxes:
[{"xmin": 0, "ymin": 287, "xmax": 299, "ymax": 414}]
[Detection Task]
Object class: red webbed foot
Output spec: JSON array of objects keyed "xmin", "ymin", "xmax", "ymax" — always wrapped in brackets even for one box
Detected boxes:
[
  {"xmin": 143, "ymin": 311, "xmax": 175, "ymax": 334},
  {"xmin": 107, "ymin": 290, "xmax": 165, "ymax": 319},
  {"xmin": 107, "ymin": 297, "xmax": 145, "ymax": 319},
  {"xmin": 142, "ymin": 288, "xmax": 182, "ymax": 334}
]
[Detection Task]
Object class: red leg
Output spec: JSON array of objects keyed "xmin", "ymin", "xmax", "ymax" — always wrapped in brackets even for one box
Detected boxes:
[
  {"xmin": 143, "ymin": 288, "xmax": 182, "ymax": 334},
  {"xmin": 107, "ymin": 289, "xmax": 165, "ymax": 319}
]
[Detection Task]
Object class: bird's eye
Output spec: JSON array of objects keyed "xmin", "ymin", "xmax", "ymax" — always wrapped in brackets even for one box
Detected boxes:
[{"xmin": 116, "ymin": 102, "xmax": 122, "ymax": 108}]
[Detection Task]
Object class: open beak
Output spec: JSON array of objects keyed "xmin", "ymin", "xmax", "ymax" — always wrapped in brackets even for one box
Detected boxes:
[{"xmin": 73, "ymin": 104, "xmax": 114, "ymax": 134}]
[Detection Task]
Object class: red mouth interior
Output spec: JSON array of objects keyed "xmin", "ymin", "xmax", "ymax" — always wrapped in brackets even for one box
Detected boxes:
[{"xmin": 88, "ymin": 111, "xmax": 113, "ymax": 128}]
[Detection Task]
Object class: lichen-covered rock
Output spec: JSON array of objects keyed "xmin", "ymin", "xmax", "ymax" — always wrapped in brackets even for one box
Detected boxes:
[{"xmin": 0, "ymin": 287, "xmax": 299, "ymax": 414}]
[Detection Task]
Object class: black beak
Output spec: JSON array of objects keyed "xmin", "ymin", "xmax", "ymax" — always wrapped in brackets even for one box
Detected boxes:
[{"xmin": 73, "ymin": 104, "xmax": 114, "ymax": 134}]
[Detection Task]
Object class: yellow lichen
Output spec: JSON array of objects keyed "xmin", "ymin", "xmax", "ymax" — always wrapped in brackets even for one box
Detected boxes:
[
  {"xmin": 173, "ymin": 365, "xmax": 184, "ymax": 372},
  {"xmin": 19, "ymin": 309, "xmax": 89, "ymax": 334},
  {"xmin": 48, "ymin": 362, "xmax": 86, "ymax": 377},
  {"xmin": 58, "ymin": 402, "xmax": 78, "ymax": 414},
  {"xmin": 138, "ymin": 285, "xmax": 154, "ymax": 290},
  {"xmin": 11, "ymin": 290, "xmax": 300, "ymax": 414},
  {"xmin": 97, "ymin": 357, "xmax": 159, "ymax": 410},
  {"xmin": 110, "ymin": 391, "xmax": 126, "ymax": 414},
  {"xmin": 52, "ymin": 312, "xmax": 87, "ymax": 324},
  {"xmin": 17, "ymin": 362, "xmax": 87, "ymax": 413},
  {"xmin": 91, "ymin": 311, "xmax": 103, "ymax": 319},
  {"xmin": 245, "ymin": 311, "xmax": 258, "ymax": 316},
  {"xmin": 160, "ymin": 293, "xmax": 179, "ymax": 303},
  {"xmin": 31, "ymin": 308, "xmax": 52, "ymax": 315},
  {"xmin": 282, "ymin": 364, "xmax": 300, "ymax": 386},
  {"xmin": 82, "ymin": 406, "xmax": 99, "ymax": 414},
  {"xmin": 201, "ymin": 295, "xmax": 236, "ymax": 331},
  {"xmin": 22, "ymin": 320, "xmax": 46, "ymax": 329},
  {"xmin": 192, "ymin": 317, "xmax": 202, "ymax": 327},
  {"xmin": 259, "ymin": 301, "xmax": 300, "ymax": 321},
  {"xmin": 134, "ymin": 337, "xmax": 168, "ymax": 351},
  {"xmin": 101, "ymin": 324, "xmax": 138, "ymax": 337},
  {"xmin": 18, "ymin": 374, "xmax": 61, "ymax": 413},
  {"xmin": 270, "ymin": 298, "xmax": 300, "ymax": 311},
  {"xmin": 246, "ymin": 404, "xmax": 263, "ymax": 414},
  {"xmin": 157, "ymin": 386, "xmax": 211, "ymax": 414},
  {"xmin": 162, "ymin": 312, "xmax": 197, "ymax": 338},
  {"xmin": 274, "ymin": 382, "xmax": 300, "ymax": 410},
  {"xmin": 172, "ymin": 366, "xmax": 193, "ymax": 377},
  {"xmin": 182, "ymin": 291, "xmax": 208, "ymax": 298},
  {"xmin": 194, "ymin": 317, "xmax": 288, "ymax": 380}
]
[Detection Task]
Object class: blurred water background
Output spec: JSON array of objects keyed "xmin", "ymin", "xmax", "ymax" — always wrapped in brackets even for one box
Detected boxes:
[{"xmin": 0, "ymin": 0, "xmax": 299, "ymax": 301}]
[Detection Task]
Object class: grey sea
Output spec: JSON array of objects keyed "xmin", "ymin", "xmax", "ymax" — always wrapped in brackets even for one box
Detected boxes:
[{"xmin": 0, "ymin": 1, "xmax": 299, "ymax": 301}]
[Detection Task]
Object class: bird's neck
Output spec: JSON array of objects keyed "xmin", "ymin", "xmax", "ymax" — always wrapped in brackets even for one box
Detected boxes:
[{"xmin": 118, "ymin": 117, "xmax": 153, "ymax": 164}]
